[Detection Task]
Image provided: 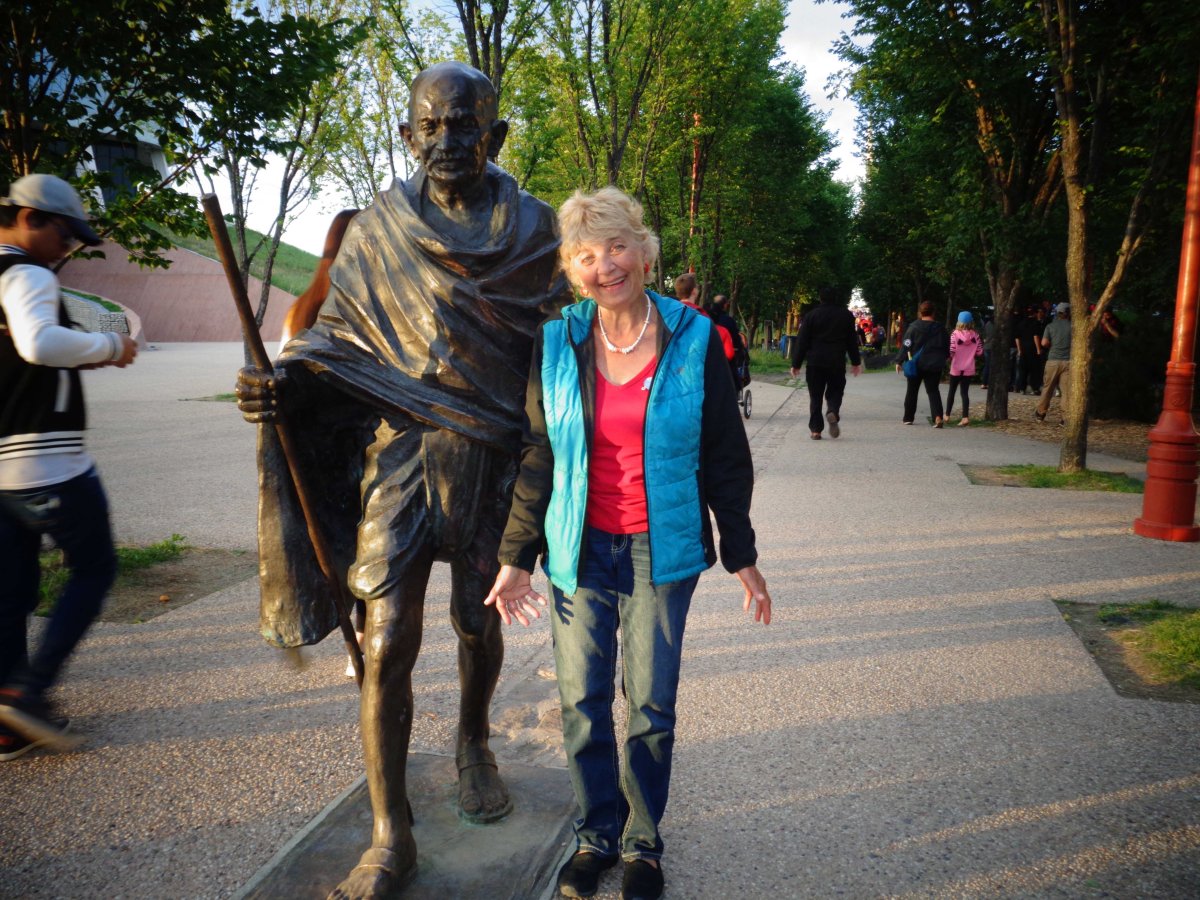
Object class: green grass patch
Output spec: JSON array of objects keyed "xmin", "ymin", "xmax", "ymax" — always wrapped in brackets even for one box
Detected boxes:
[
  {"xmin": 166, "ymin": 227, "xmax": 318, "ymax": 296},
  {"xmin": 63, "ymin": 288, "xmax": 123, "ymax": 312},
  {"xmin": 37, "ymin": 534, "xmax": 188, "ymax": 615},
  {"xmin": 994, "ymin": 464, "xmax": 1143, "ymax": 493},
  {"xmin": 1098, "ymin": 601, "xmax": 1200, "ymax": 689},
  {"xmin": 748, "ymin": 348, "xmax": 792, "ymax": 374}
]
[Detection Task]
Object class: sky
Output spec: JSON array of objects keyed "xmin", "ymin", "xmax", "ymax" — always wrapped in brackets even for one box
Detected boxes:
[
  {"xmin": 217, "ymin": 0, "xmax": 862, "ymax": 256},
  {"xmin": 781, "ymin": 0, "xmax": 864, "ymax": 185}
]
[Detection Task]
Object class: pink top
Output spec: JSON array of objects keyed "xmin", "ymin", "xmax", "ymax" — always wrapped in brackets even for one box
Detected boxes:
[
  {"xmin": 586, "ymin": 356, "xmax": 657, "ymax": 534},
  {"xmin": 949, "ymin": 329, "xmax": 983, "ymax": 376}
]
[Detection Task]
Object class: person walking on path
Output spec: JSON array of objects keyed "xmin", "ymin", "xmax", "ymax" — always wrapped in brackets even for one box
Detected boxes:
[
  {"xmin": 0, "ymin": 174, "xmax": 137, "ymax": 761},
  {"xmin": 895, "ymin": 300, "xmax": 949, "ymax": 427},
  {"xmin": 1014, "ymin": 307, "xmax": 1046, "ymax": 394},
  {"xmin": 789, "ymin": 286, "xmax": 862, "ymax": 439},
  {"xmin": 945, "ymin": 311, "xmax": 983, "ymax": 426},
  {"xmin": 484, "ymin": 186, "xmax": 772, "ymax": 900},
  {"xmin": 1036, "ymin": 302, "xmax": 1072, "ymax": 423}
]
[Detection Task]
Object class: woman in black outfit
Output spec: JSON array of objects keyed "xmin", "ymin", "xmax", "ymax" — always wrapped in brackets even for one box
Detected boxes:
[{"xmin": 895, "ymin": 300, "xmax": 950, "ymax": 426}]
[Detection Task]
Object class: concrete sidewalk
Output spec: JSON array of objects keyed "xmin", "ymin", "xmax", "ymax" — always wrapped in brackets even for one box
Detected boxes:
[{"xmin": 2, "ymin": 345, "xmax": 1198, "ymax": 899}]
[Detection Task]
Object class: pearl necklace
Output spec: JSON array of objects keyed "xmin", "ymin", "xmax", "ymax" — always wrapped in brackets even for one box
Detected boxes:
[{"xmin": 597, "ymin": 295, "xmax": 652, "ymax": 354}]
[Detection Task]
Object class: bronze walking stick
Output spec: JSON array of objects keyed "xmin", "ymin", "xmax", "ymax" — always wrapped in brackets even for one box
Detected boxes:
[{"xmin": 200, "ymin": 194, "xmax": 364, "ymax": 686}]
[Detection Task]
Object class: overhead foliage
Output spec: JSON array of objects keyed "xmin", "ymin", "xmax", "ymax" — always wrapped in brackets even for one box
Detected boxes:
[
  {"xmin": 1, "ymin": 0, "xmax": 355, "ymax": 266},
  {"xmin": 834, "ymin": 0, "xmax": 1194, "ymax": 438}
]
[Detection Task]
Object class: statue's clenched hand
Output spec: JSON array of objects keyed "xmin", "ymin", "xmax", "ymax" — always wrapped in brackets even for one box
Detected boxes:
[{"xmin": 235, "ymin": 366, "xmax": 286, "ymax": 424}]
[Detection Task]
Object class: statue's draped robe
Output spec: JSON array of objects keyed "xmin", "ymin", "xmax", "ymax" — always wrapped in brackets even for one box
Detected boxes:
[{"xmin": 257, "ymin": 165, "xmax": 569, "ymax": 647}]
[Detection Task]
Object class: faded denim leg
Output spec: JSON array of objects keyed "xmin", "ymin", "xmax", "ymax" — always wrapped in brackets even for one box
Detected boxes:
[
  {"xmin": 551, "ymin": 527, "xmax": 627, "ymax": 859},
  {"xmin": 550, "ymin": 527, "xmax": 697, "ymax": 863},
  {"xmin": 619, "ymin": 532, "xmax": 696, "ymax": 861}
]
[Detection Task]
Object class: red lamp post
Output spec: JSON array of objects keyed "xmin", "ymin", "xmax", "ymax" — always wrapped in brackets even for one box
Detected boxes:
[{"xmin": 1135, "ymin": 71, "xmax": 1200, "ymax": 542}]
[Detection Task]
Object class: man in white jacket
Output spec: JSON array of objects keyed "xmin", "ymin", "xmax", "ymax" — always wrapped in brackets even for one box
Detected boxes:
[{"xmin": 0, "ymin": 174, "xmax": 137, "ymax": 761}]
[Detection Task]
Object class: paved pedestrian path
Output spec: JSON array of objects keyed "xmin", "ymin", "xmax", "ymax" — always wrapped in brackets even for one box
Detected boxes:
[{"xmin": 1, "ymin": 344, "xmax": 1197, "ymax": 899}]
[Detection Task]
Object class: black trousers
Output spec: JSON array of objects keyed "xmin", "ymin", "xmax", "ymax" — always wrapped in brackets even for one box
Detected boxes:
[
  {"xmin": 806, "ymin": 365, "xmax": 847, "ymax": 434},
  {"xmin": 903, "ymin": 371, "xmax": 944, "ymax": 423},
  {"xmin": 1015, "ymin": 353, "xmax": 1045, "ymax": 393}
]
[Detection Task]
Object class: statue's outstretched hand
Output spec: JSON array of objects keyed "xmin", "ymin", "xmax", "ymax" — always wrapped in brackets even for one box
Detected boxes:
[
  {"xmin": 235, "ymin": 366, "xmax": 285, "ymax": 424},
  {"xmin": 484, "ymin": 565, "xmax": 546, "ymax": 627}
]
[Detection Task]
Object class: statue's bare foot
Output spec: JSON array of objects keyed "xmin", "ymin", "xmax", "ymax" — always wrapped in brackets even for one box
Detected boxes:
[
  {"xmin": 327, "ymin": 846, "xmax": 416, "ymax": 900},
  {"xmin": 457, "ymin": 745, "xmax": 513, "ymax": 824}
]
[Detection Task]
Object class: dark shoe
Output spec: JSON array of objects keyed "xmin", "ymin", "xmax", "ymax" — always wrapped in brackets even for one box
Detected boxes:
[
  {"xmin": 559, "ymin": 851, "xmax": 618, "ymax": 898},
  {"xmin": 0, "ymin": 689, "xmax": 81, "ymax": 752},
  {"xmin": 810, "ymin": 432, "xmax": 822, "ymax": 440},
  {"xmin": 622, "ymin": 860, "xmax": 665, "ymax": 900},
  {"xmin": 826, "ymin": 411, "xmax": 840, "ymax": 438},
  {"xmin": 0, "ymin": 725, "xmax": 45, "ymax": 761}
]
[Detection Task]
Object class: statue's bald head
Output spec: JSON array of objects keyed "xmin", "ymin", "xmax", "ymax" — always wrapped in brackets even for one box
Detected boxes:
[
  {"xmin": 409, "ymin": 62, "xmax": 498, "ymax": 126},
  {"xmin": 401, "ymin": 61, "xmax": 509, "ymax": 189}
]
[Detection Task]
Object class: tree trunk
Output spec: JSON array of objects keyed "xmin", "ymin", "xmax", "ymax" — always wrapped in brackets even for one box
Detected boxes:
[
  {"xmin": 1059, "ymin": 338, "xmax": 1091, "ymax": 471},
  {"xmin": 984, "ymin": 263, "xmax": 1021, "ymax": 420}
]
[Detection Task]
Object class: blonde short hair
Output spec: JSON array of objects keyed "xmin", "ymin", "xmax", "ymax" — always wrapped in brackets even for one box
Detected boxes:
[{"xmin": 557, "ymin": 186, "xmax": 660, "ymax": 290}]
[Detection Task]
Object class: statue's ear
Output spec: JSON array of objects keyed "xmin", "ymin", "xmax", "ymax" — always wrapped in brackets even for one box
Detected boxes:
[
  {"xmin": 488, "ymin": 119, "xmax": 509, "ymax": 159},
  {"xmin": 399, "ymin": 122, "xmax": 414, "ymax": 152}
]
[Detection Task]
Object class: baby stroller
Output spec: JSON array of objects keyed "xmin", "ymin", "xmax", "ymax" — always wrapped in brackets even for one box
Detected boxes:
[{"xmin": 731, "ymin": 346, "xmax": 752, "ymax": 419}]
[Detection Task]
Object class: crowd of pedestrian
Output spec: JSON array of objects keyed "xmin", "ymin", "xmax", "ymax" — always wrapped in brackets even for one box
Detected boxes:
[{"xmin": 882, "ymin": 299, "xmax": 1112, "ymax": 428}]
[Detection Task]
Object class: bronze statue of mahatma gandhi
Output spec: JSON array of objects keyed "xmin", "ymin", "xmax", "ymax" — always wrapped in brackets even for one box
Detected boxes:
[{"xmin": 237, "ymin": 61, "xmax": 570, "ymax": 899}]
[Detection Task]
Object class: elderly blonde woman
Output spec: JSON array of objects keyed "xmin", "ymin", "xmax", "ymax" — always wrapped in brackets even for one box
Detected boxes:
[{"xmin": 484, "ymin": 186, "xmax": 772, "ymax": 900}]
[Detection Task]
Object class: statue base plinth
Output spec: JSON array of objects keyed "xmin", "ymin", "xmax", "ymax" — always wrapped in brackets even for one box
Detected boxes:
[{"xmin": 235, "ymin": 753, "xmax": 574, "ymax": 900}]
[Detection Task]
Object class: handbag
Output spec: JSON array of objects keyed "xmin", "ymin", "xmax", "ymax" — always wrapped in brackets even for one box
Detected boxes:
[{"xmin": 901, "ymin": 346, "xmax": 924, "ymax": 378}]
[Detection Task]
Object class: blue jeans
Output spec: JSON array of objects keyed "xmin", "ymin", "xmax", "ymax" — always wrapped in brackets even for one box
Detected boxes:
[
  {"xmin": 0, "ymin": 468, "xmax": 117, "ymax": 698},
  {"xmin": 551, "ymin": 526, "xmax": 699, "ymax": 861}
]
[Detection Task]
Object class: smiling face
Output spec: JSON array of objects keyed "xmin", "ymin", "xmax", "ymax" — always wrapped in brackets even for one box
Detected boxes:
[
  {"xmin": 569, "ymin": 233, "xmax": 649, "ymax": 312},
  {"xmin": 401, "ymin": 65, "xmax": 503, "ymax": 192}
]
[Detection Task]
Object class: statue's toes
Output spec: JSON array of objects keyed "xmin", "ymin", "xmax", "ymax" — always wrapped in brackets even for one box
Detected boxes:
[{"xmin": 458, "ymin": 764, "xmax": 513, "ymax": 823}]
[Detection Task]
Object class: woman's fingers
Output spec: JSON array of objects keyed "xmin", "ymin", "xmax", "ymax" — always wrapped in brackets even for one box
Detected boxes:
[
  {"xmin": 736, "ymin": 566, "xmax": 772, "ymax": 625},
  {"xmin": 484, "ymin": 567, "xmax": 546, "ymax": 627}
]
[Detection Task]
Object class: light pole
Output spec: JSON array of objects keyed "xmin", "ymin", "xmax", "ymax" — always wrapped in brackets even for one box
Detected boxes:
[{"xmin": 1134, "ymin": 71, "xmax": 1200, "ymax": 542}]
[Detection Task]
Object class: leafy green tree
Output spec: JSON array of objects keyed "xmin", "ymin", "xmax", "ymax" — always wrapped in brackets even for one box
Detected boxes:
[
  {"xmin": 837, "ymin": 0, "xmax": 1062, "ymax": 420},
  {"xmin": 316, "ymin": 0, "xmax": 455, "ymax": 207},
  {"xmin": 688, "ymin": 67, "xmax": 845, "ymax": 342},
  {"xmin": 1, "ymin": 0, "xmax": 354, "ymax": 267},
  {"xmin": 1038, "ymin": 0, "xmax": 1197, "ymax": 471},
  {"xmin": 452, "ymin": 0, "xmax": 547, "ymax": 104},
  {"xmin": 204, "ymin": 0, "xmax": 365, "ymax": 327},
  {"xmin": 543, "ymin": 0, "xmax": 692, "ymax": 188}
]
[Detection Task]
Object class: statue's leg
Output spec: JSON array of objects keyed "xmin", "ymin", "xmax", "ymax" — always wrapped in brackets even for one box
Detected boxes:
[
  {"xmin": 329, "ymin": 551, "xmax": 432, "ymax": 900},
  {"xmin": 450, "ymin": 554, "xmax": 512, "ymax": 823}
]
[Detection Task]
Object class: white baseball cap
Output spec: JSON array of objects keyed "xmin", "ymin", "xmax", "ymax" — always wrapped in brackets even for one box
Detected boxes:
[{"xmin": 1, "ymin": 174, "xmax": 102, "ymax": 246}]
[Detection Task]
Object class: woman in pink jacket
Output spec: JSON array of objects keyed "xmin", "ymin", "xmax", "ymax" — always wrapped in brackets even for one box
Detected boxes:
[{"xmin": 946, "ymin": 311, "xmax": 983, "ymax": 426}]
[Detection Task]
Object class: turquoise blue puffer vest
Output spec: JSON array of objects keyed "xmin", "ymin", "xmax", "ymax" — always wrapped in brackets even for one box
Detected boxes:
[{"xmin": 540, "ymin": 291, "xmax": 711, "ymax": 595}]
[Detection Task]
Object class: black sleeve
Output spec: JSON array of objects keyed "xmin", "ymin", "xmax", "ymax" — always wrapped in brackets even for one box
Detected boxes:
[
  {"xmin": 790, "ymin": 313, "xmax": 811, "ymax": 369},
  {"xmin": 845, "ymin": 312, "xmax": 863, "ymax": 366},
  {"xmin": 497, "ymin": 326, "xmax": 555, "ymax": 572},
  {"xmin": 701, "ymin": 328, "xmax": 757, "ymax": 572},
  {"xmin": 894, "ymin": 323, "xmax": 917, "ymax": 365}
]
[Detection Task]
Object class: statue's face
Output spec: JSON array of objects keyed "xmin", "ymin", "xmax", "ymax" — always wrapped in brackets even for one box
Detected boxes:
[{"xmin": 404, "ymin": 73, "xmax": 495, "ymax": 190}]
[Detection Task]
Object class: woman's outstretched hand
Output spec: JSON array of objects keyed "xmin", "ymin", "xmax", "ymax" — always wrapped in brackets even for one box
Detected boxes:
[
  {"xmin": 484, "ymin": 565, "xmax": 547, "ymax": 626},
  {"xmin": 735, "ymin": 565, "xmax": 772, "ymax": 624}
]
